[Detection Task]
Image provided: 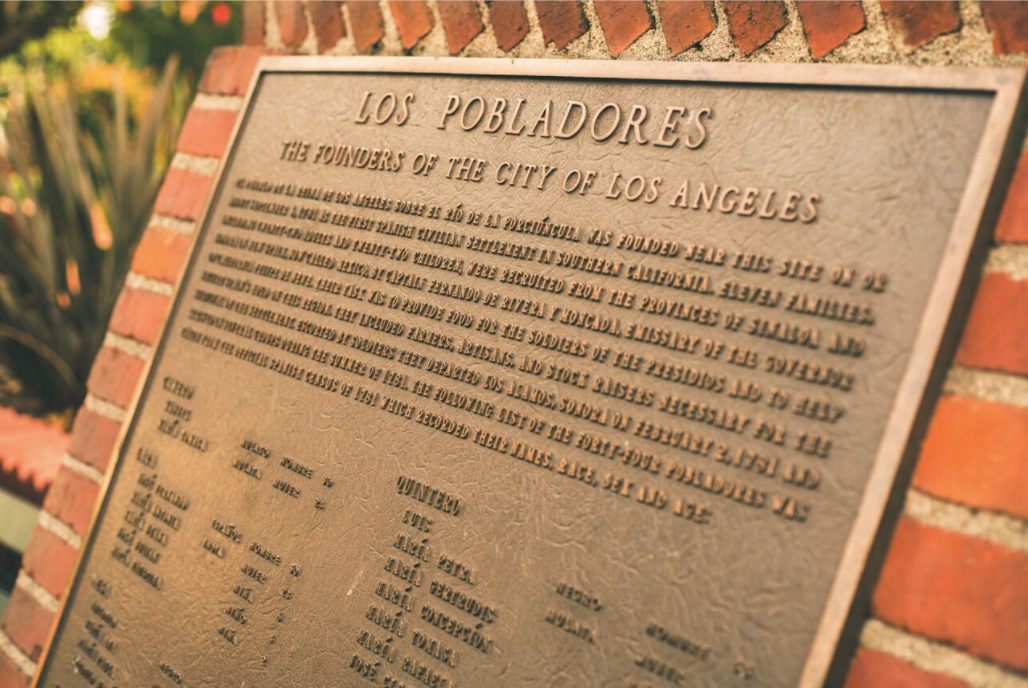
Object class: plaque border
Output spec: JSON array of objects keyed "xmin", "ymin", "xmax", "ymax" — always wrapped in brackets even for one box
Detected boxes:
[{"xmin": 32, "ymin": 58, "xmax": 1028, "ymax": 688}]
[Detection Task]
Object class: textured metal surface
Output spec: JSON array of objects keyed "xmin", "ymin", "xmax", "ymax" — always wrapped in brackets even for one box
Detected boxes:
[{"xmin": 36, "ymin": 60, "xmax": 1026, "ymax": 688}]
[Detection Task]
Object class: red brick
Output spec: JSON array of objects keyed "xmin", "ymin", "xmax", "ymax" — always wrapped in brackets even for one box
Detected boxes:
[
  {"xmin": 996, "ymin": 150, "xmax": 1028, "ymax": 243},
  {"xmin": 154, "ymin": 168, "xmax": 214, "ymax": 222},
  {"xmin": 594, "ymin": 1, "xmax": 653, "ymax": 57},
  {"xmin": 86, "ymin": 346, "xmax": 144, "ymax": 410},
  {"xmin": 488, "ymin": 0, "xmax": 530, "ymax": 52},
  {"xmin": 275, "ymin": 0, "xmax": 309, "ymax": 48},
  {"xmin": 345, "ymin": 1, "xmax": 384, "ymax": 52},
  {"xmin": 437, "ymin": 1, "xmax": 483, "ymax": 54},
  {"xmin": 981, "ymin": 2, "xmax": 1028, "ymax": 55},
  {"xmin": 914, "ymin": 396, "xmax": 1028, "ymax": 519},
  {"xmin": 1, "ymin": 588, "xmax": 54, "ymax": 662},
  {"xmin": 0, "ymin": 650, "xmax": 30, "ymax": 687},
  {"xmin": 535, "ymin": 1, "xmax": 588, "ymax": 50},
  {"xmin": 307, "ymin": 1, "xmax": 346, "ymax": 51},
  {"xmin": 723, "ymin": 1, "xmax": 787, "ymax": 56},
  {"xmin": 199, "ymin": 46, "xmax": 279, "ymax": 96},
  {"xmin": 874, "ymin": 518, "xmax": 1028, "ymax": 671},
  {"xmin": 880, "ymin": 1, "xmax": 960, "ymax": 49},
  {"xmin": 131, "ymin": 226, "xmax": 194, "ymax": 285},
  {"xmin": 796, "ymin": 1, "xmax": 865, "ymax": 59},
  {"xmin": 67, "ymin": 409, "xmax": 120, "ymax": 473},
  {"xmin": 20, "ymin": 525, "xmax": 79, "ymax": 600},
  {"xmin": 177, "ymin": 107, "xmax": 238, "ymax": 158},
  {"xmin": 657, "ymin": 1, "xmax": 715, "ymax": 55},
  {"xmin": 844, "ymin": 647, "xmax": 969, "ymax": 688},
  {"xmin": 109, "ymin": 287, "xmax": 171, "ymax": 346},
  {"xmin": 242, "ymin": 1, "xmax": 266, "ymax": 46},
  {"xmin": 42, "ymin": 468, "xmax": 100, "ymax": 536},
  {"xmin": 955, "ymin": 272, "xmax": 1028, "ymax": 376},
  {"xmin": 389, "ymin": 1, "xmax": 433, "ymax": 50}
]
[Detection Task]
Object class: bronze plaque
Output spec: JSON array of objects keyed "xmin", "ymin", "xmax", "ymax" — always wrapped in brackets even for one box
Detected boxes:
[{"xmin": 35, "ymin": 59, "xmax": 1026, "ymax": 688}]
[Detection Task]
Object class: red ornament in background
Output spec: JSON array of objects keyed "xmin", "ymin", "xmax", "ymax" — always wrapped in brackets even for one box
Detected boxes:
[{"xmin": 212, "ymin": 2, "xmax": 231, "ymax": 27}]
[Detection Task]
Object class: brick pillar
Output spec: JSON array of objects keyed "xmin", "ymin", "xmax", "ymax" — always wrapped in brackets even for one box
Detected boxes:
[{"xmin": 4, "ymin": 3, "xmax": 1028, "ymax": 686}]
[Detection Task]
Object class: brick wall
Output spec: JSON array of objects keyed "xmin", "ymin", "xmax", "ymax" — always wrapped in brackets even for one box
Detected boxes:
[{"xmin": 2, "ymin": 2, "xmax": 1025, "ymax": 686}]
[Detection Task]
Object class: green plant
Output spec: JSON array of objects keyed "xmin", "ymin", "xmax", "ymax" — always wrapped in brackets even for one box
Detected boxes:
[
  {"xmin": 0, "ymin": 58, "xmax": 184, "ymax": 413},
  {"xmin": 0, "ymin": 2, "xmax": 80, "ymax": 61}
]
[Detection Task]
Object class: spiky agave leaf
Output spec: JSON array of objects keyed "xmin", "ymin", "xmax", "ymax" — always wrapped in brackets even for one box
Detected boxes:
[{"xmin": 0, "ymin": 60, "xmax": 182, "ymax": 412}]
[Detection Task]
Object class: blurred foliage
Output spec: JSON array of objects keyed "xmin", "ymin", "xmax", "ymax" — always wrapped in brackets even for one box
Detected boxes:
[
  {"xmin": 0, "ymin": 59, "xmax": 185, "ymax": 412},
  {"xmin": 110, "ymin": 1, "xmax": 239, "ymax": 86},
  {"xmin": 0, "ymin": 2, "xmax": 239, "ymax": 415},
  {"xmin": 1, "ymin": 2, "xmax": 239, "ymax": 90},
  {"xmin": 0, "ymin": 2, "xmax": 81, "ymax": 61}
]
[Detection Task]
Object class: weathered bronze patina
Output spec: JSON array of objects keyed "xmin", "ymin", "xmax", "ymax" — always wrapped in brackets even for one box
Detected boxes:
[{"xmin": 35, "ymin": 59, "xmax": 1026, "ymax": 687}]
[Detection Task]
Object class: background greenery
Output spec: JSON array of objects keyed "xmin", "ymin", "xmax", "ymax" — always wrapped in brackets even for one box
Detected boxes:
[{"xmin": 0, "ymin": 1, "xmax": 240, "ymax": 422}]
